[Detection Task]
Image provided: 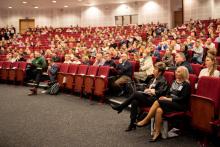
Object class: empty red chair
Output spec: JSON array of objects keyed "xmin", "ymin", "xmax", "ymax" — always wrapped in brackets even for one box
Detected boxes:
[
  {"xmin": 57, "ymin": 63, "xmax": 69, "ymax": 87},
  {"xmin": 8, "ymin": 62, "xmax": 20, "ymax": 82},
  {"xmin": 191, "ymin": 76, "xmax": 220, "ymax": 134},
  {"xmin": 0, "ymin": 61, "xmax": 12, "ymax": 81},
  {"xmin": 190, "ymin": 63, "xmax": 202, "ymax": 77},
  {"xmin": 16, "ymin": 62, "xmax": 28, "ymax": 84},
  {"xmin": 93, "ymin": 66, "xmax": 110, "ymax": 102},
  {"xmin": 163, "ymin": 71, "xmax": 175, "ymax": 86},
  {"xmin": 73, "ymin": 65, "xmax": 89, "ymax": 93},
  {"xmin": 83, "ymin": 66, "xmax": 99, "ymax": 96},
  {"xmin": 189, "ymin": 74, "xmax": 198, "ymax": 94},
  {"xmin": 64, "ymin": 64, "xmax": 79, "ymax": 90}
]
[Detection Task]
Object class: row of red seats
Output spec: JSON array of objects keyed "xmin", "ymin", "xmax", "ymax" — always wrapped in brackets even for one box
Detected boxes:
[
  {"xmin": 0, "ymin": 61, "xmax": 28, "ymax": 84},
  {"xmin": 55, "ymin": 63, "xmax": 110, "ymax": 102}
]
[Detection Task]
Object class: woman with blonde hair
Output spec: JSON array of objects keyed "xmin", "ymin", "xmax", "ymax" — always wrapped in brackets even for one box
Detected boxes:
[
  {"xmin": 199, "ymin": 54, "xmax": 220, "ymax": 78},
  {"xmin": 136, "ymin": 66, "xmax": 191, "ymax": 142}
]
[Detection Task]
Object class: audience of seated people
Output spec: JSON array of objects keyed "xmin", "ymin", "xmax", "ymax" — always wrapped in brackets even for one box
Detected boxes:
[{"xmin": 1, "ymin": 19, "xmax": 220, "ymax": 143}]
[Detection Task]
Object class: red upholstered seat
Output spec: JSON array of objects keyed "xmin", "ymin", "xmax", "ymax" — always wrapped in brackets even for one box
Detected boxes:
[
  {"xmin": 15, "ymin": 62, "xmax": 28, "ymax": 84},
  {"xmin": 93, "ymin": 66, "xmax": 110, "ymax": 102},
  {"xmin": 57, "ymin": 63, "xmax": 70, "ymax": 87},
  {"xmin": 189, "ymin": 74, "xmax": 198, "ymax": 94},
  {"xmin": 163, "ymin": 71, "xmax": 175, "ymax": 86},
  {"xmin": 72, "ymin": 65, "xmax": 89, "ymax": 93},
  {"xmin": 83, "ymin": 65, "xmax": 99, "ymax": 96},
  {"xmin": 190, "ymin": 63, "xmax": 203, "ymax": 77},
  {"xmin": 64, "ymin": 64, "xmax": 79, "ymax": 90},
  {"xmin": 191, "ymin": 76, "xmax": 220, "ymax": 134},
  {"xmin": 8, "ymin": 62, "xmax": 20, "ymax": 81},
  {"xmin": 0, "ymin": 61, "xmax": 12, "ymax": 81}
]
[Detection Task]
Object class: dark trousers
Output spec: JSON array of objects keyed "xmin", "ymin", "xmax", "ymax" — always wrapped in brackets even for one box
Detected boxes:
[
  {"xmin": 28, "ymin": 68, "xmax": 43, "ymax": 88},
  {"xmin": 119, "ymin": 92, "xmax": 156, "ymax": 125}
]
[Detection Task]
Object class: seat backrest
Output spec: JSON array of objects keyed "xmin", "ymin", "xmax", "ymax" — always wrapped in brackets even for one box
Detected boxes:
[
  {"xmin": 54, "ymin": 62, "xmax": 62, "ymax": 68},
  {"xmin": 217, "ymin": 65, "xmax": 220, "ymax": 71},
  {"xmin": 190, "ymin": 63, "xmax": 202, "ymax": 76},
  {"xmin": 189, "ymin": 74, "xmax": 198, "ymax": 94},
  {"xmin": 129, "ymin": 60, "xmax": 136, "ymax": 79},
  {"xmin": 10, "ymin": 62, "xmax": 20, "ymax": 69},
  {"xmin": 163, "ymin": 71, "xmax": 175, "ymax": 86},
  {"xmin": 97, "ymin": 66, "xmax": 110, "ymax": 77},
  {"xmin": 0, "ymin": 61, "xmax": 3, "ymax": 68},
  {"xmin": 59, "ymin": 63, "xmax": 69, "ymax": 73},
  {"xmin": 68, "ymin": 64, "xmax": 79, "ymax": 74},
  {"xmin": 77, "ymin": 65, "xmax": 88, "ymax": 75},
  {"xmin": 18, "ymin": 62, "xmax": 28, "ymax": 70},
  {"xmin": 196, "ymin": 76, "xmax": 220, "ymax": 112},
  {"xmin": 2, "ymin": 61, "xmax": 11, "ymax": 69},
  {"xmin": 87, "ymin": 65, "xmax": 99, "ymax": 76},
  {"xmin": 216, "ymin": 56, "xmax": 220, "ymax": 65}
]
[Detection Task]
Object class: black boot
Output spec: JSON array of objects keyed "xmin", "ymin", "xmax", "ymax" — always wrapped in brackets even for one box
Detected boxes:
[
  {"xmin": 110, "ymin": 104, "xmax": 123, "ymax": 113},
  {"xmin": 125, "ymin": 123, "xmax": 136, "ymax": 132}
]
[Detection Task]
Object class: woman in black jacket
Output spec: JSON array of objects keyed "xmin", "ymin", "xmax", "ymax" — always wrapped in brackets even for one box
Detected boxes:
[
  {"xmin": 136, "ymin": 66, "xmax": 191, "ymax": 142},
  {"xmin": 111, "ymin": 62, "xmax": 168, "ymax": 131}
]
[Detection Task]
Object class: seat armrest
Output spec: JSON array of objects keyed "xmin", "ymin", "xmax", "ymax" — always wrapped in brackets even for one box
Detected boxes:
[{"xmin": 191, "ymin": 94, "xmax": 215, "ymax": 105}]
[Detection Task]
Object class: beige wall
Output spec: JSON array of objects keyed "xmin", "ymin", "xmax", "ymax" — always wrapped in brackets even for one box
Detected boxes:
[
  {"xmin": 184, "ymin": 0, "xmax": 213, "ymax": 22},
  {"xmin": 2, "ymin": 0, "xmax": 183, "ymax": 31}
]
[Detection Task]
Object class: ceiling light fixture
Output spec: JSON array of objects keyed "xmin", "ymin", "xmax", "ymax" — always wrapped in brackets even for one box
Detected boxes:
[
  {"xmin": 64, "ymin": 5, "xmax": 68, "ymax": 8},
  {"xmin": 34, "ymin": 6, "xmax": 39, "ymax": 9},
  {"xmin": 22, "ymin": 1, "xmax": 27, "ymax": 4},
  {"xmin": 8, "ymin": 6, "xmax": 12, "ymax": 9},
  {"xmin": 52, "ymin": 0, "xmax": 57, "ymax": 3}
]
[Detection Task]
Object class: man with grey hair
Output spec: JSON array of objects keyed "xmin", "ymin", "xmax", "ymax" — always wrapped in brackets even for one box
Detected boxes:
[
  {"xmin": 167, "ymin": 52, "xmax": 193, "ymax": 74},
  {"xmin": 113, "ymin": 53, "xmax": 133, "ymax": 96}
]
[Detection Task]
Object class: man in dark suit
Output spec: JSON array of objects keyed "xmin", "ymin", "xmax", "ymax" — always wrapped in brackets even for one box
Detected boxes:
[
  {"xmin": 113, "ymin": 53, "xmax": 132, "ymax": 96},
  {"xmin": 167, "ymin": 52, "xmax": 193, "ymax": 74}
]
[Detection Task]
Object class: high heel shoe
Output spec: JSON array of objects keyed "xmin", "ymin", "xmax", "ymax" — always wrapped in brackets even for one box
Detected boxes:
[
  {"xmin": 134, "ymin": 121, "xmax": 148, "ymax": 127},
  {"xmin": 149, "ymin": 133, "xmax": 161, "ymax": 142},
  {"xmin": 110, "ymin": 104, "xmax": 123, "ymax": 113},
  {"xmin": 125, "ymin": 124, "xmax": 136, "ymax": 132}
]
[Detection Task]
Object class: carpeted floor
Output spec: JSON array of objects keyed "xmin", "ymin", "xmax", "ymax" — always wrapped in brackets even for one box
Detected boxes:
[{"xmin": 0, "ymin": 84, "xmax": 218, "ymax": 147}]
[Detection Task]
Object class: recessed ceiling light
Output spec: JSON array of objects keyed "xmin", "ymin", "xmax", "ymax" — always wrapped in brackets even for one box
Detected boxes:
[
  {"xmin": 78, "ymin": 0, "xmax": 82, "ymax": 1},
  {"xmin": 52, "ymin": 0, "xmax": 56, "ymax": 3},
  {"xmin": 64, "ymin": 5, "xmax": 68, "ymax": 8},
  {"xmin": 8, "ymin": 6, "xmax": 12, "ymax": 9},
  {"xmin": 34, "ymin": 6, "xmax": 39, "ymax": 9},
  {"xmin": 22, "ymin": 1, "xmax": 27, "ymax": 4}
]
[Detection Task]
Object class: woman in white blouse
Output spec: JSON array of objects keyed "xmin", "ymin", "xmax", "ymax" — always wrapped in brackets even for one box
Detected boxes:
[{"xmin": 199, "ymin": 54, "xmax": 220, "ymax": 78}]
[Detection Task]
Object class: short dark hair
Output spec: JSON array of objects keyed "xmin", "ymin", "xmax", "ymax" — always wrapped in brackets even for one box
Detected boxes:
[{"xmin": 154, "ymin": 62, "xmax": 166, "ymax": 75}]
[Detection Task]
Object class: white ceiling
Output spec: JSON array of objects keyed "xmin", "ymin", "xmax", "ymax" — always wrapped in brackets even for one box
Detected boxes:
[{"xmin": 0, "ymin": 0, "xmax": 148, "ymax": 9}]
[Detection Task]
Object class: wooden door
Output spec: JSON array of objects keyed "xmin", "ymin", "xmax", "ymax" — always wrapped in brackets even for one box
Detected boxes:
[
  {"xmin": 174, "ymin": 11, "xmax": 183, "ymax": 27},
  {"xmin": 19, "ymin": 19, "xmax": 35, "ymax": 34}
]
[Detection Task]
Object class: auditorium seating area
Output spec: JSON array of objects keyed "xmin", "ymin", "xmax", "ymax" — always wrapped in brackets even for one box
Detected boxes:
[{"xmin": 1, "ymin": 18, "xmax": 220, "ymax": 146}]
